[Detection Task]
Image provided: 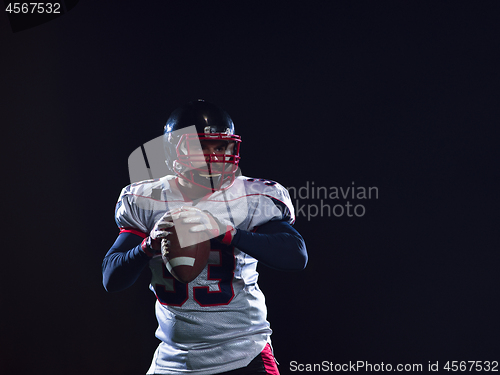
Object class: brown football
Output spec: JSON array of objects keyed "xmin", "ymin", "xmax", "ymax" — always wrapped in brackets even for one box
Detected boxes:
[{"xmin": 162, "ymin": 220, "xmax": 211, "ymax": 283}]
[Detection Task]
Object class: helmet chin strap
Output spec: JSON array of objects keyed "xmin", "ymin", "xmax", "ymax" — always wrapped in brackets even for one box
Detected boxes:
[
  {"xmin": 193, "ymin": 163, "xmax": 220, "ymax": 191},
  {"xmin": 172, "ymin": 160, "xmax": 236, "ymax": 192},
  {"xmin": 198, "ymin": 173, "xmax": 222, "ymax": 178},
  {"xmin": 175, "ymin": 169, "xmax": 221, "ymax": 192}
]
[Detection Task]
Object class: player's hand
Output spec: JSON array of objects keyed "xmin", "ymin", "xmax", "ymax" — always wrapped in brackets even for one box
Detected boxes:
[
  {"xmin": 161, "ymin": 237, "xmax": 170, "ymax": 259},
  {"xmin": 141, "ymin": 211, "xmax": 175, "ymax": 257},
  {"xmin": 173, "ymin": 206, "xmax": 236, "ymax": 244}
]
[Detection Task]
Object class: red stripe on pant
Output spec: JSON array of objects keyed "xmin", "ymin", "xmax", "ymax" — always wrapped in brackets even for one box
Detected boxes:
[{"xmin": 260, "ymin": 343, "xmax": 280, "ymax": 374}]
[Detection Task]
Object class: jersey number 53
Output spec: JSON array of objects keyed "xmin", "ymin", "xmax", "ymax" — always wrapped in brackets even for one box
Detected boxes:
[{"xmin": 153, "ymin": 242, "xmax": 235, "ymax": 307}]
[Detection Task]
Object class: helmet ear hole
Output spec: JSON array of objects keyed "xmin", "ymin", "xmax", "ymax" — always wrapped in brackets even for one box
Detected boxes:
[{"xmin": 172, "ymin": 160, "xmax": 183, "ymax": 173}]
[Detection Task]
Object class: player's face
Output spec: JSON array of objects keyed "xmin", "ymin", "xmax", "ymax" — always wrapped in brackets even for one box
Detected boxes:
[
  {"xmin": 177, "ymin": 136, "xmax": 239, "ymax": 193},
  {"xmin": 187, "ymin": 139, "xmax": 234, "ymax": 172}
]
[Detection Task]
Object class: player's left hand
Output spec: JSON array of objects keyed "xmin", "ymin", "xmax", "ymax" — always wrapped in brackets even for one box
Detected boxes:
[{"xmin": 173, "ymin": 206, "xmax": 236, "ymax": 244}]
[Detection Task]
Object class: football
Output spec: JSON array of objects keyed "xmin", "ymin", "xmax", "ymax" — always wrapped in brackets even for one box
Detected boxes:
[{"xmin": 162, "ymin": 220, "xmax": 211, "ymax": 283}]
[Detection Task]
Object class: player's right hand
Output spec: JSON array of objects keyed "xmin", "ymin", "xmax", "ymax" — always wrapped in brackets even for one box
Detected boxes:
[{"xmin": 141, "ymin": 212, "xmax": 175, "ymax": 257}]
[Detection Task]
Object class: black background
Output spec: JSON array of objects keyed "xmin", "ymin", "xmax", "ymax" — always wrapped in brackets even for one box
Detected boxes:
[{"xmin": 1, "ymin": 1, "xmax": 499, "ymax": 374}]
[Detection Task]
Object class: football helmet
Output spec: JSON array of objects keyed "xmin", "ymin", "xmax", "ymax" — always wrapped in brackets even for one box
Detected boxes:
[{"xmin": 164, "ymin": 100, "xmax": 241, "ymax": 191}]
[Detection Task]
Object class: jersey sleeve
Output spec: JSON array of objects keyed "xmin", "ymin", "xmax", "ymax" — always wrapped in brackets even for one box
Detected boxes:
[
  {"xmin": 244, "ymin": 178, "xmax": 295, "ymax": 229},
  {"xmin": 265, "ymin": 181, "xmax": 295, "ymax": 224},
  {"xmin": 114, "ymin": 185, "xmax": 149, "ymax": 237}
]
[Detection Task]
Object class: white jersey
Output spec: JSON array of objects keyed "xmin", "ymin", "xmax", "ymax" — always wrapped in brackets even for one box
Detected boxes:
[{"xmin": 115, "ymin": 175, "xmax": 295, "ymax": 374}]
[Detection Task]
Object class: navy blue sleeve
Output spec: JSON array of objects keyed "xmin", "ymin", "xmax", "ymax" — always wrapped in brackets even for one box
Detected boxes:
[
  {"xmin": 231, "ymin": 221, "xmax": 308, "ymax": 271},
  {"xmin": 102, "ymin": 232, "xmax": 152, "ymax": 292}
]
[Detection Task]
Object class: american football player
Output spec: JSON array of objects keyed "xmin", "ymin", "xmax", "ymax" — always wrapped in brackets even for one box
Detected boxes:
[{"xmin": 102, "ymin": 100, "xmax": 308, "ymax": 374}]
